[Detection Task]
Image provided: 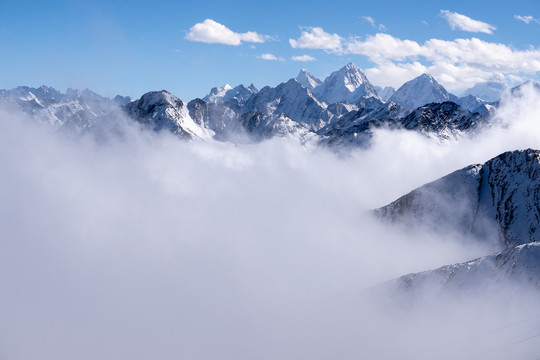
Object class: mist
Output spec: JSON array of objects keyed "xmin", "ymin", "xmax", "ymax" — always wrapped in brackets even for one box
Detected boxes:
[{"xmin": 1, "ymin": 86, "xmax": 540, "ymax": 360}]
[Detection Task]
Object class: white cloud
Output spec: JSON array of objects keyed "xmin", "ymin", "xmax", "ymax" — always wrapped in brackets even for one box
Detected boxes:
[
  {"xmin": 289, "ymin": 27, "xmax": 343, "ymax": 52},
  {"xmin": 258, "ymin": 53, "xmax": 284, "ymax": 61},
  {"xmin": 514, "ymin": 15, "xmax": 538, "ymax": 24},
  {"xmin": 291, "ymin": 54, "xmax": 316, "ymax": 62},
  {"xmin": 440, "ymin": 10, "xmax": 496, "ymax": 34},
  {"xmin": 185, "ymin": 19, "xmax": 268, "ymax": 46},
  {"xmin": 346, "ymin": 33, "xmax": 427, "ymax": 62},
  {"xmin": 3, "ymin": 89, "xmax": 540, "ymax": 359},
  {"xmin": 344, "ymin": 33, "xmax": 540, "ymax": 90}
]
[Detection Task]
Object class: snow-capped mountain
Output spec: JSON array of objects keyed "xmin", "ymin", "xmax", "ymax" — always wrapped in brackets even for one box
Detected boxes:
[
  {"xmin": 203, "ymin": 84, "xmax": 257, "ymax": 106},
  {"xmin": 374, "ymin": 149, "xmax": 540, "ymax": 299},
  {"xmin": 389, "ymin": 74, "xmax": 458, "ymax": 110},
  {"xmin": 240, "ymin": 112, "xmax": 317, "ymax": 144},
  {"xmin": 0, "ymin": 85, "xmax": 124, "ymax": 132},
  {"xmin": 376, "ymin": 149, "xmax": 540, "ymax": 249},
  {"xmin": 456, "ymin": 95, "xmax": 496, "ymax": 119},
  {"xmin": 187, "ymin": 98, "xmax": 242, "ymax": 139},
  {"xmin": 461, "ymin": 81, "xmax": 509, "ymax": 102},
  {"xmin": 124, "ymin": 90, "xmax": 212, "ymax": 140},
  {"xmin": 313, "ymin": 63, "xmax": 381, "ymax": 105},
  {"xmin": 295, "ymin": 69, "xmax": 322, "ymax": 90},
  {"xmin": 202, "ymin": 84, "xmax": 232, "ymax": 103},
  {"xmin": 374, "ymin": 86, "xmax": 396, "ymax": 101},
  {"xmin": 242, "ymin": 78, "xmax": 332, "ymax": 129},
  {"xmin": 3, "ymin": 63, "xmax": 530, "ymax": 146}
]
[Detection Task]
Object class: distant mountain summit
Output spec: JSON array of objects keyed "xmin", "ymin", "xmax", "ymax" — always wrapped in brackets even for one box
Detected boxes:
[
  {"xmin": 313, "ymin": 63, "xmax": 380, "ymax": 105},
  {"xmin": 461, "ymin": 81, "xmax": 509, "ymax": 102},
  {"xmin": 295, "ymin": 69, "xmax": 322, "ymax": 90},
  {"xmin": 389, "ymin": 73, "xmax": 457, "ymax": 110}
]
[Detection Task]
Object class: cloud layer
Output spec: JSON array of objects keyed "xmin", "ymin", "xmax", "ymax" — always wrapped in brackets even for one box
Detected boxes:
[
  {"xmin": 289, "ymin": 27, "xmax": 343, "ymax": 51},
  {"xmin": 186, "ymin": 19, "xmax": 268, "ymax": 45},
  {"xmin": 287, "ymin": 25, "xmax": 540, "ymax": 89},
  {"xmin": 3, "ymin": 86, "xmax": 540, "ymax": 359}
]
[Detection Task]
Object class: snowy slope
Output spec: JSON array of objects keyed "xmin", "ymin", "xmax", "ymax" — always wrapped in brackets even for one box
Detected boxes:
[
  {"xmin": 125, "ymin": 90, "xmax": 212, "ymax": 140},
  {"xmin": 240, "ymin": 111, "xmax": 317, "ymax": 144},
  {"xmin": 374, "ymin": 86, "xmax": 395, "ymax": 101},
  {"xmin": 319, "ymin": 101, "xmax": 407, "ymax": 147},
  {"xmin": 203, "ymin": 84, "xmax": 257, "ymax": 105},
  {"xmin": 295, "ymin": 69, "xmax": 322, "ymax": 90},
  {"xmin": 399, "ymin": 102, "xmax": 487, "ymax": 140},
  {"xmin": 383, "ymin": 242, "xmax": 540, "ymax": 296},
  {"xmin": 389, "ymin": 74, "xmax": 458, "ymax": 110},
  {"xmin": 376, "ymin": 149, "xmax": 540, "ymax": 248},
  {"xmin": 242, "ymin": 78, "xmax": 332, "ymax": 129},
  {"xmin": 187, "ymin": 98, "xmax": 241, "ymax": 138},
  {"xmin": 319, "ymin": 101, "xmax": 483, "ymax": 147},
  {"xmin": 0, "ymin": 85, "xmax": 124, "ymax": 133},
  {"xmin": 313, "ymin": 63, "xmax": 381, "ymax": 105}
]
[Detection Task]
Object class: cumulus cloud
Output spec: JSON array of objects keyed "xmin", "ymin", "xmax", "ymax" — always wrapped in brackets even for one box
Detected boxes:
[
  {"xmin": 440, "ymin": 10, "xmax": 496, "ymax": 34},
  {"xmin": 344, "ymin": 33, "xmax": 540, "ymax": 90},
  {"xmin": 185, "ymin": 19, "xmax": 268, "ymax": 45},
  {"xmin": 514, "ymin": 15, "xmax": 538, "ymax": 24},
  {"xmin": 289, "ymin": 27, "xmax": 343, "ymax": 52},
  {"xmin": 3, "ymin": 87, "xmax": 540, "ymax": 359},
  {"xmin": 291, "ymin": 54, "xmax": 316, "ymax": 62},
  {"xmin": 346, "ymin": 33, "xmax": 427, "ymax": 62}
]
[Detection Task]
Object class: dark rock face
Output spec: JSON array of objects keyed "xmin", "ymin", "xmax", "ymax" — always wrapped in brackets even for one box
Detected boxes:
[{"xmin": 376, "ymin": 149, "xmax": 540, "ymax": 248}]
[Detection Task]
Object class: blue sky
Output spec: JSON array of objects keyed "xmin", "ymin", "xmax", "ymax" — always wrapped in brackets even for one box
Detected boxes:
[{"xmin": 1, "ymin": 0, "xmax": 540, "ymax": 100}]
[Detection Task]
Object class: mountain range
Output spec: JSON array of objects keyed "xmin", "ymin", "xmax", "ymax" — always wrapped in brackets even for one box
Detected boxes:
[
  {"xmin": 2, "ymin": 63, "xmax": 528, "ymax": 147},
  {"xmin": 2, "ymin": 64, "xmax": 540, "ymax": 301}
]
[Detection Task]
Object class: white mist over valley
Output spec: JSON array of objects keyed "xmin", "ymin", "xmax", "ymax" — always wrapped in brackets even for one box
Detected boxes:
[{"xmin": 2, "ymin": 64, "xmax": 540, "ymax": 360}]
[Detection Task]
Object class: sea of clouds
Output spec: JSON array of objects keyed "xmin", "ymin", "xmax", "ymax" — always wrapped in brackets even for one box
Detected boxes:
[{"xmin": 1, "ymin": 84, "xmax": 540, "ymax": 359}]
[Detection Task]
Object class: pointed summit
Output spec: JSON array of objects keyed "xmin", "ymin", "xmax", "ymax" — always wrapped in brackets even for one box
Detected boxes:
[
  {"xmin": 313, "ymin": 63, "xmax": 379, "ymax": 105},
  {"xmin": 389, "ymin": 73, "xmax": 457, "ymax": 110},
  {"xmin": 295, "ymin": 69, "xmax": 322, "ymax": 90},
  {"xmin": 203, "ymin": 84, "xmax": 257, "ymax": 105}
]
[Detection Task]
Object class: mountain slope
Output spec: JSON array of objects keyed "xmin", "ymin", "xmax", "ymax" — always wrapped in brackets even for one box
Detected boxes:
[
  {"xmin": 382, "ymin": 241, "xmax": 540, "ymax": 297},
  {"xmin": 374, "ymin": 86, "xmax": 395, "ymax": 101},
  {"xmin": 376, "ymin": 149, "xmax": 540, "ymax": 248},
  {"xmin": 313, "ymin": 63, "xmax": 381, "ymax": 105},
  {"xmin": 0, "ymin": 85, "xmax": 124, "ymax": 133},
  {"xmin": 399, "ymin": 101, "xmax": 487, "ymax": 140},
  {"xmin": 124, "ymin": 90, "xmax": 211, "ymax": 140},
  {"xmin": 242, "ymin": 78, "xmax": 331, "ymax": 128},
  {"xmin": 295, "ymin": 69, "xmax": 322, "ymax": 90},
  {"xmin": 203, "ymin": 84, "xmax": 257, "ymax": 106},
  {"xmin": 389, "ymin": 74, "xmax": 457, "ymax": 110}
]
